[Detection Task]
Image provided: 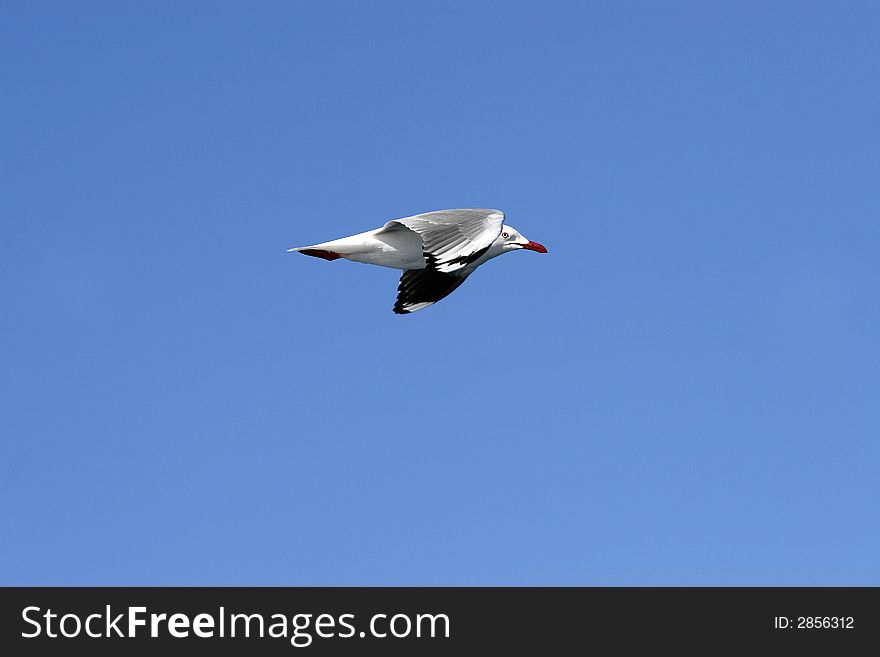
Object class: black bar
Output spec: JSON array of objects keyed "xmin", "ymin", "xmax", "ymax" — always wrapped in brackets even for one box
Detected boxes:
[{"xmin": 2, "ymin": 588, "xmax": 877, "ymax": 653}]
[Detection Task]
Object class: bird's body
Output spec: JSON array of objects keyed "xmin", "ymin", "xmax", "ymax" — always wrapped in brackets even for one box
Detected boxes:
[{"xmin": 288, "ymin": 208, "xmax": 547, "ymax": 313}]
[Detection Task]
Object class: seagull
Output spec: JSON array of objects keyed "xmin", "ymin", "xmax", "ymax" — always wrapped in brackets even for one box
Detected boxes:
[{"xmin": 288, "ymin": 208, "xmax": 547, "ymax": 314}]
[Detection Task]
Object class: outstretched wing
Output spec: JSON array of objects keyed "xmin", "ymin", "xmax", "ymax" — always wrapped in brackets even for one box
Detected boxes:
[
  {"xmin": 381, "ymin": 208, "xmax": 504, "ymax": 274},
  {"xmin": 393, "ymin": 269, "xmax": 471, "ymax": 314}
]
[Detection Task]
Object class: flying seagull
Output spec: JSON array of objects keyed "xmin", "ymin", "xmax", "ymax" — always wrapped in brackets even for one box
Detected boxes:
[{"xmin": 288, "ymin": 208, "xmax": 548, "ymax": 314}]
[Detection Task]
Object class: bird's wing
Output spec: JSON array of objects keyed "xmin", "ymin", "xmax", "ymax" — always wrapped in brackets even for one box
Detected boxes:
[
  {"xmin": 378, "ymin": 208, "xmax": 504, "ymax": 274},
  {"xmin": 393, "ymin": 269, "xmax": 471, "ymax": 314}
]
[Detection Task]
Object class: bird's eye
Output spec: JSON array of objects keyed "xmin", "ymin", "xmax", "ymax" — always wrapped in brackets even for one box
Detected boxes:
[{"xmin": 502, "ymin": 232, "xmax": 509, "ymax": 238}]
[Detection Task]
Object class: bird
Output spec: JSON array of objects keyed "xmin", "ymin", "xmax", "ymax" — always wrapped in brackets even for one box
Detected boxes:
[{"xmin": 288, "ymin": 208, "xmax": 548, "ymax": 314}]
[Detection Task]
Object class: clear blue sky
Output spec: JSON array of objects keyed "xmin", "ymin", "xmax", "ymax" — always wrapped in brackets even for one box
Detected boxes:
[{"xmin": 2, "ymin": 1, "xmax": 878, "ymax": 585}]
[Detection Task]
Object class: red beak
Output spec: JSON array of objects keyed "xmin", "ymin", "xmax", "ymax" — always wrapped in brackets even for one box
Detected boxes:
[{"xmin": 521, "ymin": 241, "xmax": 548, "ymax": 253}]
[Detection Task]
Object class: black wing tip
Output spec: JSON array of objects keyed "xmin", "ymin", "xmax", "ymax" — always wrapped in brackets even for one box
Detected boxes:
[{"xmin": 393, "ymin": 268, "xmax": 469, "ymax": 316}]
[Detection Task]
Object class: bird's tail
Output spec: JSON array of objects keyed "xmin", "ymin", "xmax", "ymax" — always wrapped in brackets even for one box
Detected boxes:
[{"xmin": 287, "ymin": 231, "xmax": 378, "ymax": 261}]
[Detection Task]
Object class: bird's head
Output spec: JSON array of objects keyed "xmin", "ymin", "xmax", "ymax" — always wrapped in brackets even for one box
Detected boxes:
[{"xmin": 496, "ymin": 224, "xmax": 548, "ymax": 254}]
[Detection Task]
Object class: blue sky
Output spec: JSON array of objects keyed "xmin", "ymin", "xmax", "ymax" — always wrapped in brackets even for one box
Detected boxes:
[{"xmin": 2, "ymin": 1, "xmax": 878, "ymax": 585}]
